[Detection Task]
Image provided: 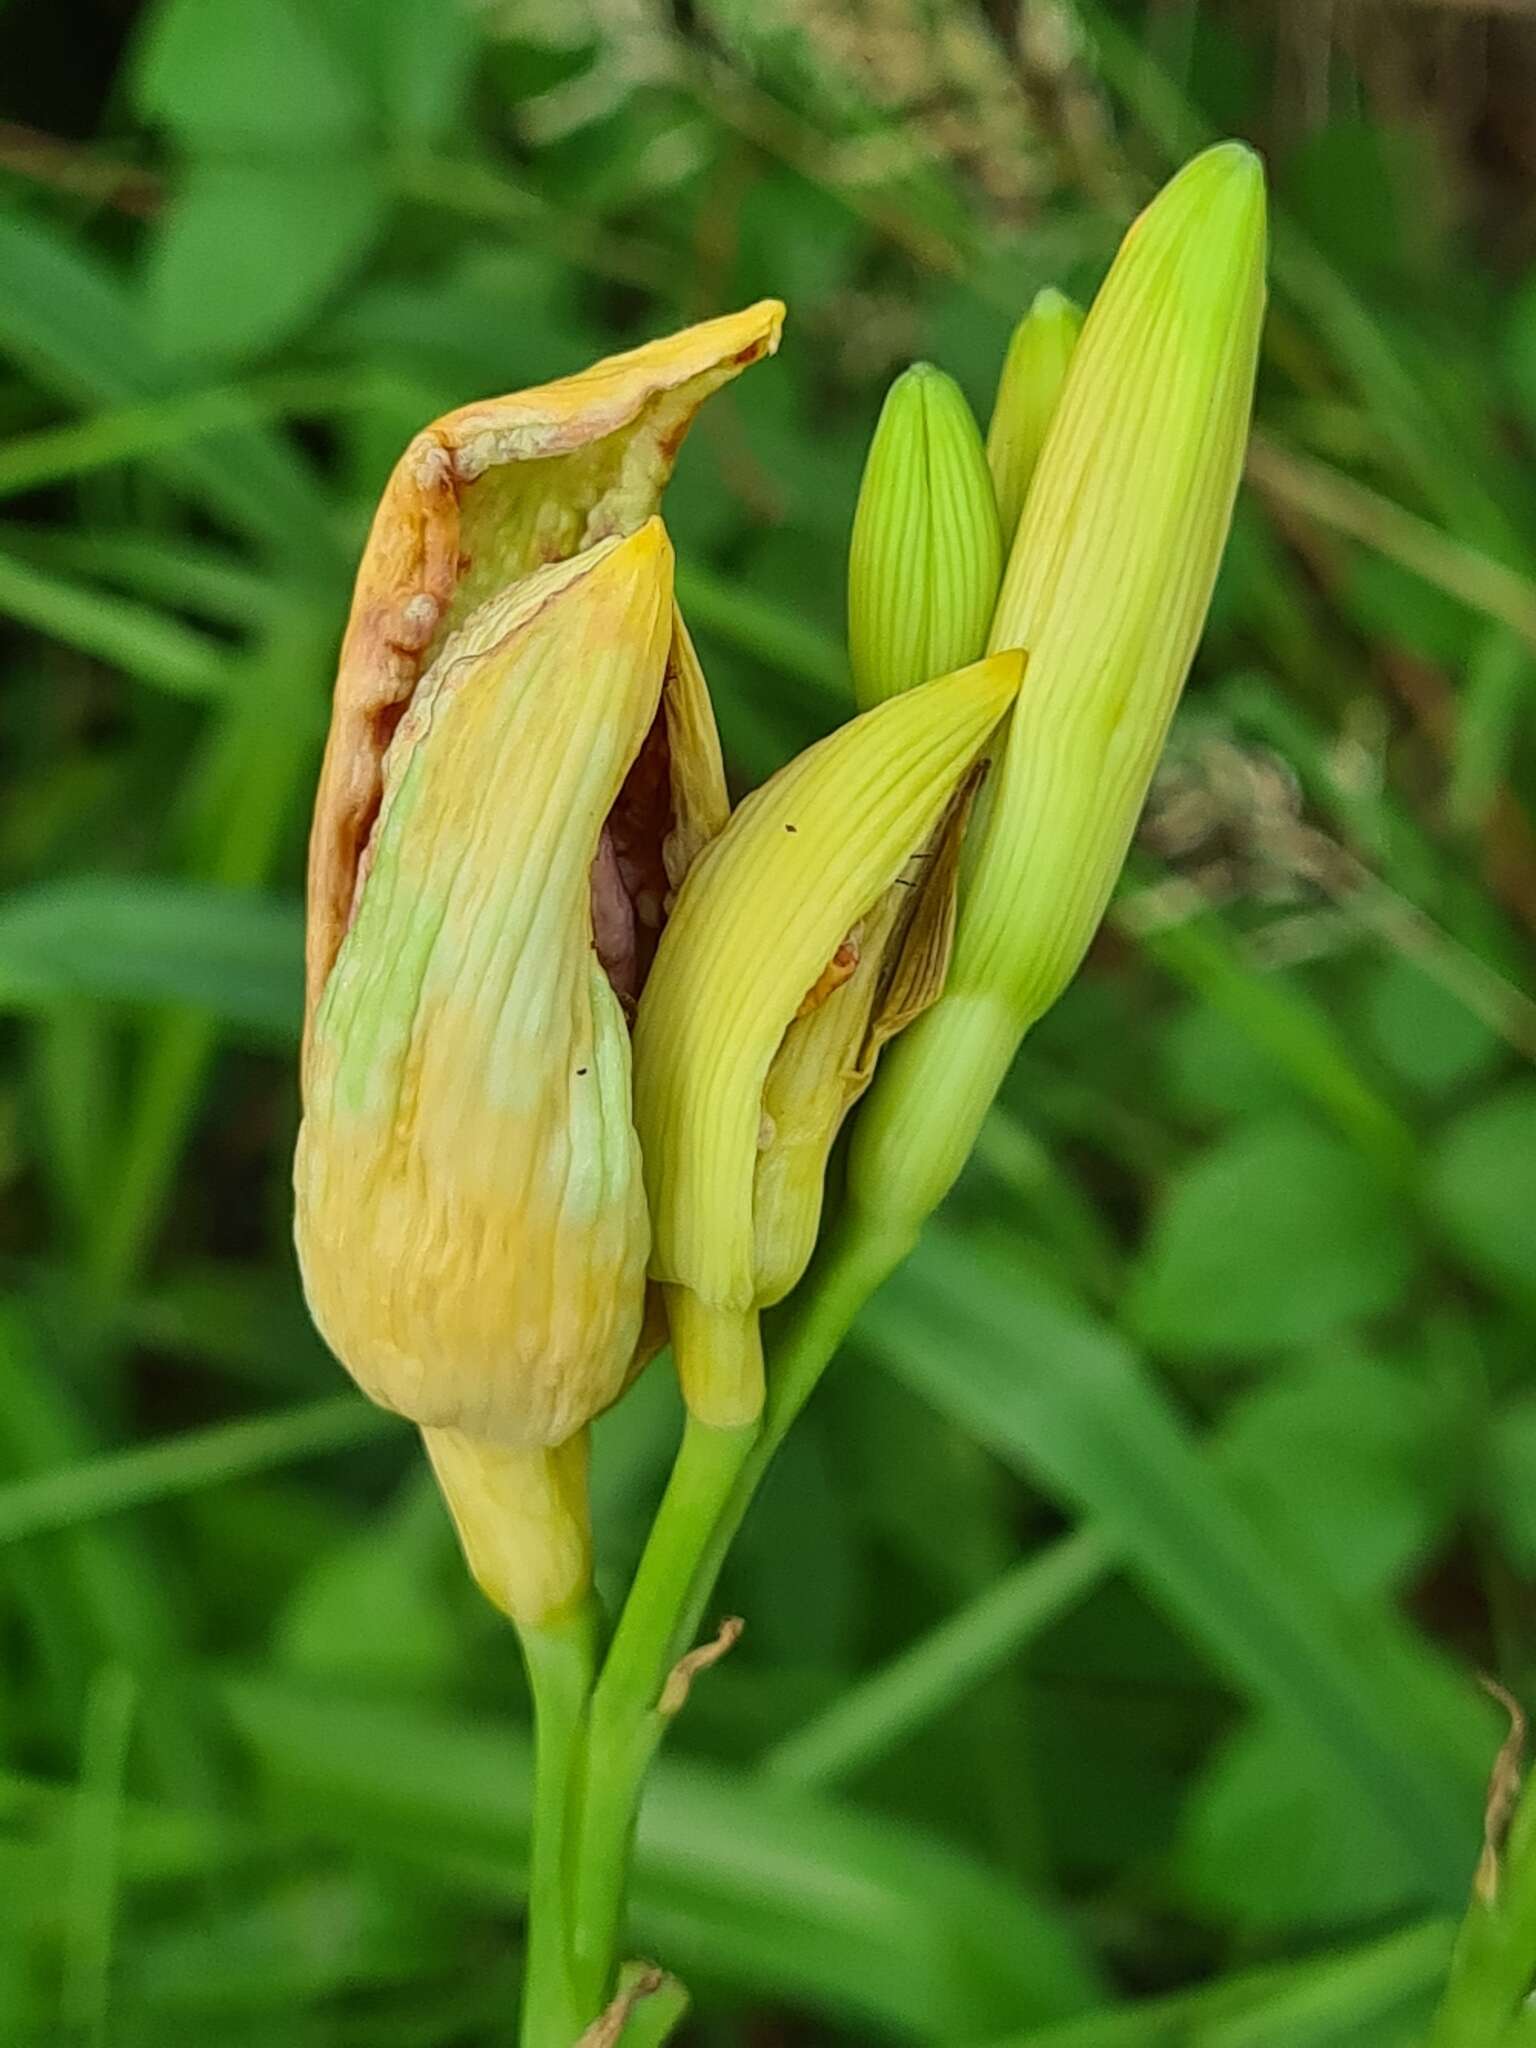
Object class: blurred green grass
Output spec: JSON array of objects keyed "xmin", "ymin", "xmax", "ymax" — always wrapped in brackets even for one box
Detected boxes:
[{"xmin": 2, "ymin": 1, "xmax": 1535, "ymax": 2042}]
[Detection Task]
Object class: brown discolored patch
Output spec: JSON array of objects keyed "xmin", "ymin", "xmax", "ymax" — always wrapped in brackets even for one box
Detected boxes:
[
  {"xmin": 654, "ymin": 419, "xmax": 691, "ymax": 465},
  {"xmin": 795, "ymin": 932, "xmax": 862, "ymax": 1020},
  {"xmin": 344, "ymin": 694, "xmax": 414, "ymax": 926},
  {"xmin": 591, "ymin": 710, "xmax": 676, "ymax": 1007}
]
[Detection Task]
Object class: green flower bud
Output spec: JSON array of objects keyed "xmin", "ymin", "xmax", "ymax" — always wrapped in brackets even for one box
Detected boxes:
[
  {"xmin": 986, "ymin": 286, "xmax": 1082, "ymax": 546},
  {"xmin": 851, "ymin": 141, "xmax": 1268, "ymax": 1237},
  {"xmin": 847, "ymin": 364, "xmax": 1003, "ymax": 710}
]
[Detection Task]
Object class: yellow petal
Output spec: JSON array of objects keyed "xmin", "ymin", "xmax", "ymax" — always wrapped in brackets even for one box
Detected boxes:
[
  {"xmin": 751, "ymin": 765, "xmax": 979, "ymax": 1306},
  {"xmin": 306, "ymin": 301, "xmax": 784, "ymax": 1027},
  {"xmin": 660, "ymin": 604, "xmax": 730, "ymax": 890},
  {"xmin": 295, "ymin": 524, "xmax": 673, "ymax": 1448}
]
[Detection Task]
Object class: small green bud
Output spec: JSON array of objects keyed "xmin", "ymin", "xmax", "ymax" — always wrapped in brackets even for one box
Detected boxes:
[
  {"xmin": 851, "ymin": 141, "xmax": 1268, "ymax": 1234},
  {"xmin": 985, "ymin": 286, "xmax": 1082, "ymax": 546},
  {"xmin": 847, "ymin": 363, "xmax": 1003, "ymax": 710}
]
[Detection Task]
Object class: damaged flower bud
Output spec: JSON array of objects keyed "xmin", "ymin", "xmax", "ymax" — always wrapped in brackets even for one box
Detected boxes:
[
  {"xmin": 294, "ymin": 305, "xmax": 782, "ymax": 1621},
  {"xmin": 297, "ymin": 525, "xmax": 680, "ymax": 1453},
  {"xmin": 633, "ymin": 650, "xmax": 1022, "ymax": 1428}
]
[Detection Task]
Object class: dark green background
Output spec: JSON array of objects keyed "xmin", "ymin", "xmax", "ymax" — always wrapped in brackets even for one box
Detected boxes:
[{"xmin": 2, "ymin": 2, "xmax": 1535, "ymax": 2041}]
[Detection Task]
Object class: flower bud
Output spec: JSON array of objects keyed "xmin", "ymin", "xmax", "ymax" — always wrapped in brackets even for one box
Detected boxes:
[
  {"xmin": 851, "ymin": 142, "xmax": 1267, "ymax": 1233},
  {"xmin": 847, "ymin": 365, "xmax": 1003, "ymax": 710},
  {"xmin": 305, "ymin": 301, "xmax": 783, "ymax": 1025},
  {"xmin": 296, "ymin": 526, "xmax": 678, "ymax": 1451},
  {"xmin": 985, "ymin": 286, "xmax": 1082, "ymax": 546},
  {"xmin": 633, "ymin": 651, "xmax": 1022, "ymax": 1425},
  {"xmin": 294, "ymin": 306, "xmax": 783, "ymax": 1623}
]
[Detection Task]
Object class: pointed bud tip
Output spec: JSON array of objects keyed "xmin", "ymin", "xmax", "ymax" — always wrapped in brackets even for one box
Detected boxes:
[
  {"xmin": 1195, "ymin": 139, "xmax": 1266, "ymax": 231},
  {"xmin": 1027, "ymin": 286, "xmax": 1082, "ymax": 328},
  {"xmin": 624, "ymin": 512, "xmax": 671, "ymax": 563},
  {"xmin": 582, "ymin": 514, "xmax": 674, "ymax": 601},
  {"xmin": 917, "ymin": 646, "xmax": 1023, "ymax": 724},
  {"xmin": 977, "ymin": 645, "xmax": 1025, "ymax": 706},
  {"xmin": 884, "ymin": 360, "xmax": 961, "ymax": 419},
  {"xmin": 1155, "ymin": 138, "xmax": 1266, "ymax": 238},
  {"xmin": 1117, "ymin": 139, "xmax": 1267, "ymax": 320},
  {"xmin": 1200, "ymin": 137, "xmax": 1265, "ymax": 184}
]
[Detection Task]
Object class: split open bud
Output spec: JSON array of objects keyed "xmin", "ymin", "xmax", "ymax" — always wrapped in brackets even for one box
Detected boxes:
[
  {"xmin": 294, "ymin": 305, "xmax": 782, "ymax": 1623},
  {"xmin": 304, "ymin": 300, "xmax": 782, "ymax": 1028},
  {"xmin": 851, "ymin": 141, "xmax": 1267, "ymax": 1237},
  {"xmin": 633, "ymin": 651, "xmax": 1022, "ymax": 1427},
  {"xmin": 985, "ymin": 287, "xmax": 1082, "ymax": 546},
  {"xmin": 847, "ymin": 365, "xmax": 1003, "ymax": 710}
]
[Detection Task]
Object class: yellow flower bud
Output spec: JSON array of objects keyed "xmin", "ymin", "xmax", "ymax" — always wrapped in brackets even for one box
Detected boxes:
[
  {"xmin": 985, "ymin": 286, "xmax": 1082, "ymax": 545},
  {"xmin": 852, "ymin": 142, "xmax": 1267, "ymax": 1233},
  {"xmin": 296, "ymin": 526, "xmax": 678, "ymax": 1450},
  {"xmin": 305, "ymin": 301, "xmax": 783, "ymax": 1024},
  {"xmin": 633, "ymin": 652, "xmax": 1022, "ymax": 1425},
  {"xmin": 847, "ymin": 365, "xmax": 1003, "ymax": 710},
  {"xmin": 294, "ymin": 305, "xmax": 783, "ymax": 1622}
]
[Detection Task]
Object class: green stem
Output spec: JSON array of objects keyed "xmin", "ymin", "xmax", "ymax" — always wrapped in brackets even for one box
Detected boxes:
[
  {"xmin": 565, "ymin": 1209, "xmax": 915, "ymax": 2026},
  {"xmin": 761, "ymin": 1211, "xmax": 916, "ymax": 1454},
  {"xmin": 567, "ymin": 1413, "xmax": 757, "ymax": 2020},
  {"xmin": 518, "ymin": 1601, "xmax": 600, "ymax": 2048}
]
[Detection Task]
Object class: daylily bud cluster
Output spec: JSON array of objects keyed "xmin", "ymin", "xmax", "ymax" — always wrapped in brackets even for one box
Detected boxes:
[
  {"xmin": 295, "ymin": 141, "xmax": 1267, "ymax": 1633},
  {"xmin": 851, "ymin": 141, "xmax": 1267, "ymax": 1239}
]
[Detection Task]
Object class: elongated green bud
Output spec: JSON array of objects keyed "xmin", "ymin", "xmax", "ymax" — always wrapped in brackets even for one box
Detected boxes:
[
  {"xmin": 847, "ymin": 364, "xmax": 1003, "ymax": 710},
  {"xmin": 986, "ymin": 287, "xmax": 1082, "ymax": 545},
  {"xmin": 851, "ymin": 141, "xmax": 1267, "ymax": 1234}
]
